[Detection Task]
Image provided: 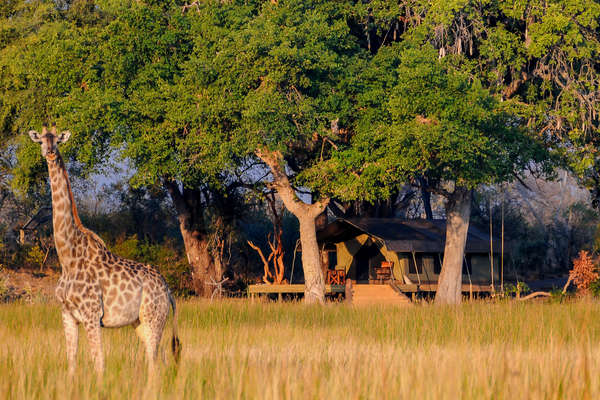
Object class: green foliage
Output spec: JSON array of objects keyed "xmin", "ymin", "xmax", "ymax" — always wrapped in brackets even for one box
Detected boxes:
[
  {"xmin": 0, "ymin": 272, "xmax": 11, "ymax": 303},
  {"xmin": 24, "ymin": 245, "xmax": 44, "ymax": 269},
  {"xmin": 304, "ymin": 43, "xmax": 548, "ymax": 201},
  {"xmin": 549, "ymin": 287, "xmax": 567, "ymax": 302},
  {"xmin": 359, "ymin": 0, "xmax": 600, "ymax": 203},
  {"xmin": 2, "ymin": 0, "xmax": 366, "ymax": 199},
  {"xmin": 0, "ymin": 0, "xmax": 110, "ymax": 192},
  {"xmin": 504, "ymin": 281, "xmax": 531, "ymax": 298},
  {"xmin": 590, "ymin": 279, "xmax": 600, "ymax": 298}
]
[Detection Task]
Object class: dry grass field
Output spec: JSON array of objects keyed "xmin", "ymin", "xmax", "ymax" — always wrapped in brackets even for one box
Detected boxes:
[{"xmin": 1, "ymin": 299, "xmax": 599, "ymax": 399}]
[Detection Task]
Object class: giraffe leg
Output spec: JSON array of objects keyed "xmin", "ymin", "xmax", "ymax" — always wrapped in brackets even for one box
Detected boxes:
[
  {"xmin": 83, "ymin": 321, "xmax": 104, "ymax": 377},
  {"xmin": 136, "ymin": 291, "xmax": 169, "ymax": 377},
  {"xmin": 61, "ymin": 310, "xmax": 79, "ymax": 377},
  {"xmin": 136, "ymin": 320, "xmax": 165, "ymax": 377}
]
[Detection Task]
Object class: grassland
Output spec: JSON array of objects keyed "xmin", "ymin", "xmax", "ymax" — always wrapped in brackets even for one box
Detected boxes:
[{"xmin": 1, "ymin": 299, "xmax": 599, "ymax": 399}]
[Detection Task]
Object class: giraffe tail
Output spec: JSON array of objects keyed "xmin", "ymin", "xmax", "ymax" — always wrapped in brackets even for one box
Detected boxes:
[{"xmin": 168, "ymin": 292, "xmax": 181, "ymax": 364}]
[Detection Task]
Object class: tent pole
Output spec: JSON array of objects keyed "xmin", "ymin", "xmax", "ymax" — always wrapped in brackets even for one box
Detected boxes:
[
  {"xmin": 489, "ymin": 199, "xmax": 495, "ymax": 295},
  {"xmin": 464, "ymin": 254, "xmax": 472, "ymax": 301},
  {"xmin": 411, "ymin": 251, "xmax": 421, "ymax": 287},
  {"xmin": 501, "ymin": 186, "xmax": 505, "ymax": 294},
  {"xmin": 290, "ymin": 239, "xmax": 300, "ymax": 284}
]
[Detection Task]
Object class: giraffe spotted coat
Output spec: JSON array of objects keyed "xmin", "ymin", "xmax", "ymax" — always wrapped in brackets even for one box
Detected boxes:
[{"xmin": 29, "ymin": 125, "xmax": 180, "ymax": 377}]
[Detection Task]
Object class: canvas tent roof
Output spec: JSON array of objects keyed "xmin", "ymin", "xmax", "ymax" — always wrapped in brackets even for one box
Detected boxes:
[{"xmin": 317, "ymin": 218, "xmax": 500, "ymax": 253}]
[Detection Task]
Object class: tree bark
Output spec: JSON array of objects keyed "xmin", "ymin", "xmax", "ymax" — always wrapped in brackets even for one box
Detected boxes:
[
  {"xmin": 179, "ymin": 227, "xmax": 217, "ymax": 296},
  {"xmin": 419, "ymin": 178, "xmax": 433, "ymax": 220},
  {"xmin": 298, "ymin": 215, "xmax": 326, "ymax": 302},
  {"xmin": 165, "ymin": 181, "xmax": 219, "ymax": 297},
  {"xmin": 435, "ymin": 186, "xmax": 472, "ymax": 305},
  {"xmin": 256, "ymin": 148, "xmax": 328, "ymax": 303}
]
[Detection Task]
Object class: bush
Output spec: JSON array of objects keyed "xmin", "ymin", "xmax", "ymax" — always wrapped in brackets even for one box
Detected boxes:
[
  {"xmin": 569, "ymin": 250, "xmax": 599, "ymax": 296},
  {"xmin": 24, "ymin": 245, "xmax": 45, "ymax": 270},
  {"xmin": 589, "ymin": 280, "xmax": 600, "ymax": 298},
  {"xmin": 504, "ymin": 281, "xmax": 531, "ymax": 298}
]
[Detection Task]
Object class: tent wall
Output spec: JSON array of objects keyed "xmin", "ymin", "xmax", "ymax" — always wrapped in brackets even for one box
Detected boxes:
[
  {"xmin": 399, "ymin": 252, "xmax": 499, "ymax": 284},
  {"xmin": 469, "ymin": 254, "xmax": 500, "ymax": 283},
  {"xmin": 330, "ymin": 232, "xmax": 499, "ymax": 285}
]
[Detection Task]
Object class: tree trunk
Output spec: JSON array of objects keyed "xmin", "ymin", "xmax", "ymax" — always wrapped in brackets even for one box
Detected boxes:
[
  {"xmin": 256, "ymin": 148, "xmax": 328, "ymax": 304},
  {"xmin": 179, "ymin": 225, "xmax": 217, "ymax": 296},
  {"xmin": 165, "ymin": 181, "xmax": 219, "ymax": 297},
  {"xmin": 435, "ymin": 186, "xmax": 472, "ymax": 305},
  {"xmin": 419, "ymin": 178, "xmax": 433, "ymax": 220},
  {"xmin": 298, "ymin": 215, "xmax": 326, "ymax": 303}
]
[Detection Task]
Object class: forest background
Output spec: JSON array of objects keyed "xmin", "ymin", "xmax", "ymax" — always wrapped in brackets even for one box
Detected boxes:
[{"xmin": 1, "ymin": 0, "xmax": 599, "ymax": 303}]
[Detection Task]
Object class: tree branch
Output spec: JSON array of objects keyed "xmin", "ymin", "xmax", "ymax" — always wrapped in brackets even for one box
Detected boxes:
[{"xmin": 255, "ymin": 148, "xmax": 330, "ymax": 218}]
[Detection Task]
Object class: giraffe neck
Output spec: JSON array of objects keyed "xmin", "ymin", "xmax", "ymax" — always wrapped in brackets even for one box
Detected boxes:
[{"xmin": 46, "ymin": 152, "xmax": 85, "ymax": 265}]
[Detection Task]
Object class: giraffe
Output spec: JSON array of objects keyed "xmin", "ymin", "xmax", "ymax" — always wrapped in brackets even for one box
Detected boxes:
[{"xmin": 28, "ymin": 124, "xmax": 181, "ymax": 377}]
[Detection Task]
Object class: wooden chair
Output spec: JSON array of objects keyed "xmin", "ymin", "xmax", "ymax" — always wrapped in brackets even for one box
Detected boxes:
[
  {"xmin": 375, "ymin": 261, "xmax": 393, "ymax": 283},
  {"xmin": 336, "ymin": 269, "xmax": 346, "ymax": 285},
  {"xmin": 327, "ymin": 269, "xmax": 347, "ymax": 285}
]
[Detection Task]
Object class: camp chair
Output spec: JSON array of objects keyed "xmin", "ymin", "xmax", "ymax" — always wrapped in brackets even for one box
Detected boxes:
[
  {"xmin": 326, "ymin": 269, "xmax": 346, "ymax": 285},
  {"xmin": 375, "ymin": 261, "xmax": 393, "ymax": 283}
]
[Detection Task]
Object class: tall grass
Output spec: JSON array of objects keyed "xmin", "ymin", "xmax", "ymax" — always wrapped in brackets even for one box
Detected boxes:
[{"xmin": 1, "ymin": 299, "xmax": 599, "ymax": 399}]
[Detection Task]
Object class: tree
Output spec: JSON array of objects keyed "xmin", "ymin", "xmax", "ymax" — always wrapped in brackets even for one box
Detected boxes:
[
  {"xmin": 2, "ymin": 1, "xmax": 362, "ymax": 301},
  {"xmin": 134, "ymin": 1, "xmax": 360, "ymax": 302},
  {"xmin": 304, "ymin": 0, "xmax": 600, "ymax": 304},
  {"xmin": 306, "ymin": 44, "xmax": 548, "ymax": 303},
  {"xmin": 203, "ymin": 0, "xmax": 363, "ymax": 302},
  {"xmin": 1, "ymin": 1, "xmax": 255, "ymax": 296}
]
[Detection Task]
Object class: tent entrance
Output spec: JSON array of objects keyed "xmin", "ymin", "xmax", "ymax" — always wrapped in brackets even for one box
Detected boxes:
[{"xmin": 353, "ymin": 242, "xmax": 385, "ymax": 282}]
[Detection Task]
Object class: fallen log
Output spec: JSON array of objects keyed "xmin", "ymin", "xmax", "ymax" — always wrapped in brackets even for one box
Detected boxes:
[{"xmin": 518, "ymin": 291, "xmax": 551, "ymax": 301}]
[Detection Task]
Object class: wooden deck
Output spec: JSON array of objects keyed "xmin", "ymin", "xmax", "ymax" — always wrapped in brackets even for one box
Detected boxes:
[
  {"xmin": 397, "ymin": 283, "xmax": 497, "ymax": 292},
  {"xmin": 247, "ymin": 282, "xmax": 496, "ymax": 300},
  {"xmin": 248, "ymin": 284, "xmax": 345, "ymax": 300}
]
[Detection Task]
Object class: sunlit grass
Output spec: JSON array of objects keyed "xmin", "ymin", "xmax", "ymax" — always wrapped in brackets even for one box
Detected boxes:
[{"xmin": 1, "ymin": 299, "xmax": 599, "ymax": 399}]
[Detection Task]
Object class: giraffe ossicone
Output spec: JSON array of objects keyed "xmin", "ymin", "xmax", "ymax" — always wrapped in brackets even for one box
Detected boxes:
[{"xmin": 29, "ymin": 125, "xmax": 181, "ymax": 377}]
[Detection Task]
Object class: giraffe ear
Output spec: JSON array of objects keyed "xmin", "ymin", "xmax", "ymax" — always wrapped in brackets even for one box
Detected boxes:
[
  {"xmin": 57, "ymin": 130, "xmax": 71, "ymax": 144},
  {"xmin": 28, "ymin": 130, "xmax": 42, "ymax": 143}
]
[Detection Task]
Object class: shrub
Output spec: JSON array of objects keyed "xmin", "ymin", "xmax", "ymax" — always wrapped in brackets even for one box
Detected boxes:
[
  {"xmin": 24, "ymin": 245, "xmax": 45, "ymax": 270},
  {"xmin": 590, "ymin": 279, "xmax": 600, "ymax": 298},
  {"xmin": 504, "ymin": 281, "xmax": 531, "ymax": 298},
  {"xmin": 569, "ymin": 250, "xmax": 599, "ymax": 296}
]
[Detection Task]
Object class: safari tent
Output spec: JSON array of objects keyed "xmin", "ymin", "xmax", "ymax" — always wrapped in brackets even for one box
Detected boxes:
[{"xmin": 317, "ymin": 218, "xmax": 500, "ymax": 290}]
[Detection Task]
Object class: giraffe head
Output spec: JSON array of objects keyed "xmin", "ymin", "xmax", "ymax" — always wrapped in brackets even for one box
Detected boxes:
[{"xmin": 28, "ymin": 124, "xmax": 71, "ymax": 160}]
